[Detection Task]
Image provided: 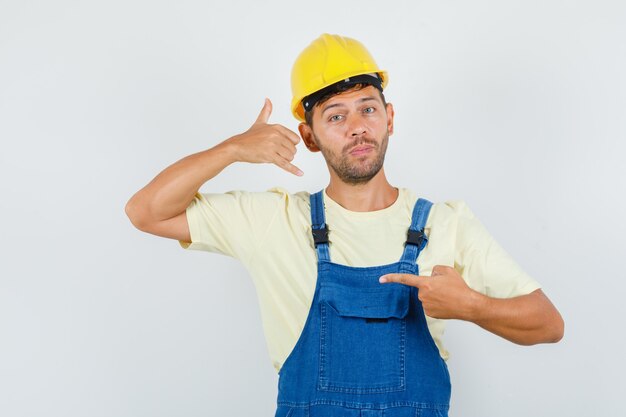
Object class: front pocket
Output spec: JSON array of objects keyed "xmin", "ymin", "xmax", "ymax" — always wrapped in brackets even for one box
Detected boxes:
[{"xmin": 318, "ymin": 283, "xmax": 410, "ymax": 394}]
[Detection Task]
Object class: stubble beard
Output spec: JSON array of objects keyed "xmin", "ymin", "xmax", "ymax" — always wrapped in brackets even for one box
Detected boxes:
[{"xmin": 314, "ymin": 132, "xmax": 390, "ymax": 185}]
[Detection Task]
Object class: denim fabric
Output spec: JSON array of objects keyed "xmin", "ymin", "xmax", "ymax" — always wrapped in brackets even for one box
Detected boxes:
[{"xmin": 276, "ymin": 191, "xmax": 451, "ymax": 417}]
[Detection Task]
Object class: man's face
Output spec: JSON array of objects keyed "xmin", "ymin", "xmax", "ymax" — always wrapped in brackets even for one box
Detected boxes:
[{"xmin": 299, "ymin": 86, "xmax": 395, "ymax": 185}]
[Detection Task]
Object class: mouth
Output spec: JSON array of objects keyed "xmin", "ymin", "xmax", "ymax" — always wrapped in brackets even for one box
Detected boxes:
[{"xmin": 348, "ymin": 145, "xmax": 375, "ymax": 156}]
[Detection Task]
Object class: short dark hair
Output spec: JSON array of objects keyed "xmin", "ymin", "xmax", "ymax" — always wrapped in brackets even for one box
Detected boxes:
[{"xmin": 304, "ymin": 83, "xmax": 387, "ymax": 126}]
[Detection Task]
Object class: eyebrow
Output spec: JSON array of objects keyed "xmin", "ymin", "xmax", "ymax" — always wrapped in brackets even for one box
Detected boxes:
[{"xmin": 321, "ymin": 96, "xmax": 379, "ymax": 116}]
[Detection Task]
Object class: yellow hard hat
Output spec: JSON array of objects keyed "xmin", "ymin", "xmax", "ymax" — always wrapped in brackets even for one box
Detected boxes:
[{"xmin": 290, "ymin": 33, "xmax": 388, "ymax": 121}]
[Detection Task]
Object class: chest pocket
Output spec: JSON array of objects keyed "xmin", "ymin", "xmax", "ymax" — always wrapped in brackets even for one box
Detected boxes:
[{"xmin": 318, "ymin": 282, "xmax": 410, "ymax": 394}]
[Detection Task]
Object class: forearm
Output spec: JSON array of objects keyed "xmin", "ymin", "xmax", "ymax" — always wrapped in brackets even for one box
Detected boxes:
[
  {"xmin": 381, "ymin": 268, "xmax": 565, "ymax": 346},
  {"xmin": 126, "ymin": 139, "xmax": 237, "ymax": 227},
  {"xmin": 468, "ymin": 289, "xmax": 564, "ymax": 345}
]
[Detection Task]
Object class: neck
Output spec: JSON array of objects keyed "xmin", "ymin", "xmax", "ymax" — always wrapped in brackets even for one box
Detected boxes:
[{"xmin": 325, "ymin": 169, "xmax": 398, "ymax": 212}]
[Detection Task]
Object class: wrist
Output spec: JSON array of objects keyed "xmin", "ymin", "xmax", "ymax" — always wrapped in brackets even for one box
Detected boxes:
[
  {"xmin": 465, "ymin": 289, "xmax": 490, "ymax": 322},
  {"xmin": 213, "ymin": 136, "xmax": 241, "ymax": 164}
]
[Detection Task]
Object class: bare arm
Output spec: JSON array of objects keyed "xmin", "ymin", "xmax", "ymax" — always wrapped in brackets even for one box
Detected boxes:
[
  {"xmin": 125, "ymin": 99, "xmax": 302, "ymax": 241},
  {"xmin": 469, "ymin": 286, "xmax": 564, "ymax": 345},
  {"xmin": 379, "ymin": 265, "xmax": 564, "ymax": 345}
]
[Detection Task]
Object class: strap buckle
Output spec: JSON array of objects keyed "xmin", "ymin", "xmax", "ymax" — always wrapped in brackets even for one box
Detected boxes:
[
  {"xmin": 406, "ymin": 229, "xmax": 426, "ymax": 247},
  {"xmin": 312, "ymin": 225, "xmax": 329, "ymax": 246}
]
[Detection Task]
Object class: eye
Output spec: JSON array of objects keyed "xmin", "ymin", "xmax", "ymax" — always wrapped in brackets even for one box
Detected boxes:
[
  {"xmin": 363, "ymin": 107, "xmax": 375, "ymax": 114},
  {"xmin": 329, "ymin": 114, "xmax": 344, "ymax": 122}
]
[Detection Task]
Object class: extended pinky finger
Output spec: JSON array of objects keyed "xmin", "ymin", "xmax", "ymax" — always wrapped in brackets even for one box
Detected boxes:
[{"xmin": 274, "ymin": 156, "xmax": 303, "ymax": 177}]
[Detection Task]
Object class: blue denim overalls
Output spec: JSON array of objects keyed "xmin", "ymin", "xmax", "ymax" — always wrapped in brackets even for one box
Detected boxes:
[{"xmin": 275, "ymin": 190, "xmax": 451, "ymax": 417}]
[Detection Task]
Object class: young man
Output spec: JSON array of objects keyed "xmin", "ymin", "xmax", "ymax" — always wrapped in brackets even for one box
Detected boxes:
[{"xmin": 126, "ymin": 33, "xmax": 564, "ymax": 417}]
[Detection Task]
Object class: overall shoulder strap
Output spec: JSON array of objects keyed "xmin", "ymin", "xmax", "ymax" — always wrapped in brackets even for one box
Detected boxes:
[
  {"xmin": 310, "ymin": 190, "xmax": 330, "ymax": 263},
  {"xmin": 399, "ymin": 198, "xmax": 433, "ymax": 272}
]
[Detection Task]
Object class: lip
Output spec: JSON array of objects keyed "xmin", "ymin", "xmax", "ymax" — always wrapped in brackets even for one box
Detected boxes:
[{"xmin": 349, "ymin": 145, "xmax": 374, "ymax": 156}]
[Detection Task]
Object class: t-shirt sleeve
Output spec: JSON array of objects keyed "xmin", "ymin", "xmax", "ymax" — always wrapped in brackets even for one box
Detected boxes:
[
  {"xmin": 178, "ymin": 189, "xmax": 284, "ymax": 261},
  {"xmin": 450, "ymin": 200, "xmax": 542, "ymax": 298}
]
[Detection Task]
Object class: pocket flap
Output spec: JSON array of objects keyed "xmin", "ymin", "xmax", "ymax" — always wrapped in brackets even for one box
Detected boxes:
[{"xmin": 319, "ymin": 283, "xmax": 410, "ymax": 319}]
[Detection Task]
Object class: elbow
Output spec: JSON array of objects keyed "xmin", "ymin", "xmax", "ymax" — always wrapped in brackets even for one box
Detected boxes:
[
  {"xmin": 533, "ymin": 311, "xmax": 564, "ymax": 345},
  {"xmin": 515, "ymin": 311, "xmax": 565, "ymax": 346},
  {"xmin": 535, "ymin": 290, "xmax": 565, "ymax": 344},
  {"xmin": 548, "ymin": 313, "xmax": 565, "ymax": 343},
  {"xmin": 125, "ymin": 195, "xmax": 151, "ymax": 232}
]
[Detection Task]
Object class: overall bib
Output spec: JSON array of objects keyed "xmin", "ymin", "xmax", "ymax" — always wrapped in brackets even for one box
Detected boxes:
[{"xmin": 275, "ymin": 191, "xmax": 451, "ymax": 417}]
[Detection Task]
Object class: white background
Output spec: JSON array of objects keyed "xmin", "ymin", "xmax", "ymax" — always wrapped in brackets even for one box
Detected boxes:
[{"xmin": 1, "ymin": 1, "xmax": 625, "ymax": 416}]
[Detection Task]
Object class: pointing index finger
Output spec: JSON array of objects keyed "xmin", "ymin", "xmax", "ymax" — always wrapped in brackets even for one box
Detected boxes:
[{"xmin": 379, "ymin": 273, "xmax": 429, "ymax": 288}]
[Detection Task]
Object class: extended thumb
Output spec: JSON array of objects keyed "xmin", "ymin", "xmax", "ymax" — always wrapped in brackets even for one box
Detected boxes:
[{"xmin": 255, "ymin": 98, "xmax": 272, "ymax": 124}]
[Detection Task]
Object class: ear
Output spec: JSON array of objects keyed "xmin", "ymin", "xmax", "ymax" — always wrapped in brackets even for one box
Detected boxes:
[
  {"xmin": 385, "ymin": 103, "xmax": 395, "ymax": 136},
  {"xmin": 298, "ymin": 123, "xmax": 320, "ymax": 152}
]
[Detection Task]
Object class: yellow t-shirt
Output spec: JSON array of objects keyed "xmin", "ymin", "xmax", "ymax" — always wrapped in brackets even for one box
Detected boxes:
[{"xmin": 180, "ymin": 187, "xmax": 541, "ymax": 372}]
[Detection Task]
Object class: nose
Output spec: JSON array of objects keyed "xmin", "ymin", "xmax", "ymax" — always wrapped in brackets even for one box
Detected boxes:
[{"xmin": 346, "ymin": 113, "xmax": 367, "ymax": 137}]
